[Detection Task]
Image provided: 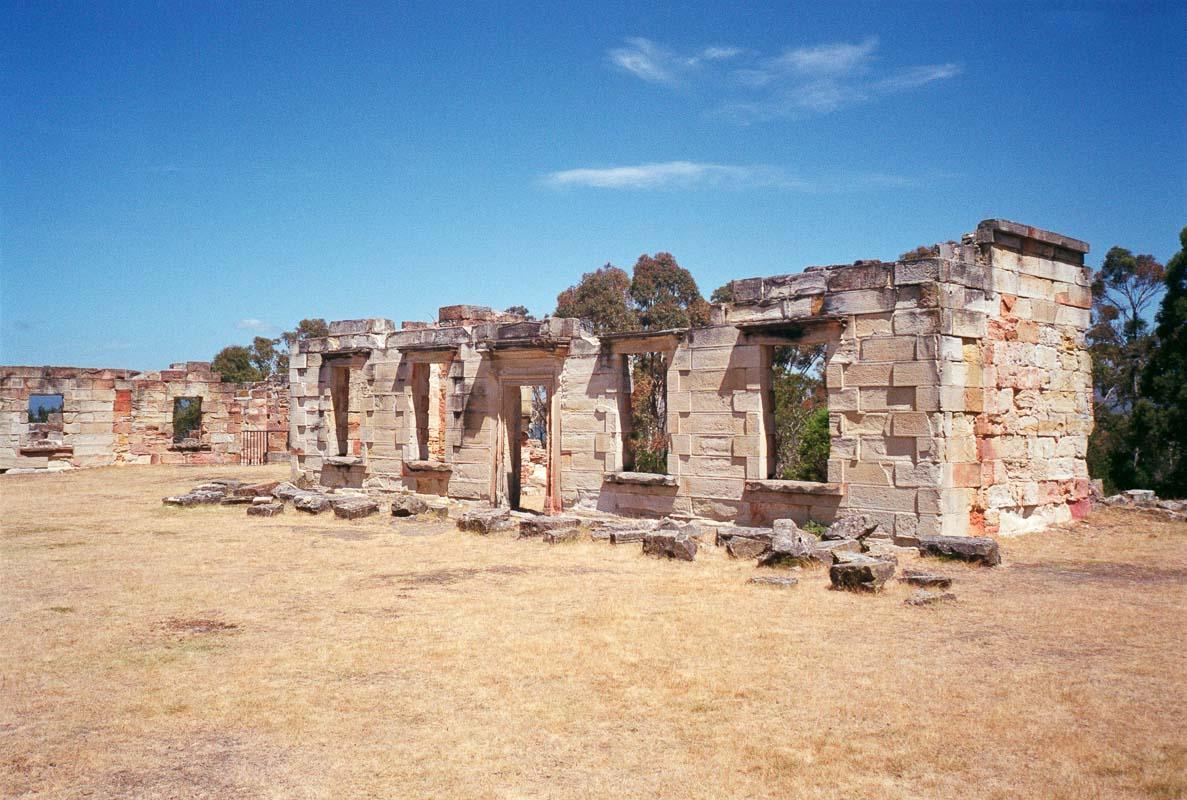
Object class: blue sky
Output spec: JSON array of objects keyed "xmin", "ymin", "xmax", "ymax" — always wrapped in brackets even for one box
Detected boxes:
[{"xmin": 2, "ymin": 1, "xmax": 1184, "ymax": 368}]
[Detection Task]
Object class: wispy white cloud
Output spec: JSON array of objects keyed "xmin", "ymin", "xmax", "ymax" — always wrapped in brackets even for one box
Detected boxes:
[
  {"xmin": 608, "ymin": 36, "xmax": 960, "ymax": 121},
  {"xmin": 608, "ymin": 37, "xmax": 743, "ymax": 84},
  {"xmin": 236, "ymin": 318, "xmax": 276, "ymax": 333},
  {"xmin": 542, "ymin": 161, "xmax": 919, "ymax": 192},
  {"xmin": 767, "ymin": 37, "xmax": 879, "ymax": 76}
]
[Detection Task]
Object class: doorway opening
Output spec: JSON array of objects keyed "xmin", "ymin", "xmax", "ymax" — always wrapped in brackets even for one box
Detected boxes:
[{"xmin": 502, "ymin": 382, "xmax": 553, "ymax": 512}]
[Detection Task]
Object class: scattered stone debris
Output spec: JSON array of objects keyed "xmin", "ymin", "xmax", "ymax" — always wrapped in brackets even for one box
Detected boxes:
[
  {"xmin": 293, "ymin": 493, "xmax": 332, "ymax": 514},
  {"xmin": 902, "ymin": 569, "xmax": 953, "ymax": 588},
  {"xmin": 457, "ymin": 508, "xmax": 516, "ymax": 534},
  {"xmin": 331, "ymin": 496, "xmax": 379, "ymax": 520},
  {"xmin": 1100, "ymin": 490, "xmax": 1187, "ymax": 520},
  {"xmin": 829, "ymin": 551, "xmax": 896, "ymax": 592},
  {"xmin": 246, "ymin": 502, "xmax": 284, "ymax": 517},
  {"xmin": 656, "ymin": 518, "xmax": 704, "ymax": 541},
  {"xmin": 747, "ymin": 575, "xmax": 798, "ymax": 588},
  {"xmin": 905, "ymin": 590, "xmax": 957, "ymax": 606},
  {"xmin": 642, "ymin": 531, "xmax": 697, "ymax": 561},
  {"xmin": 918, "ymin": 535, "xmax": 1001, "ymax": 566}
]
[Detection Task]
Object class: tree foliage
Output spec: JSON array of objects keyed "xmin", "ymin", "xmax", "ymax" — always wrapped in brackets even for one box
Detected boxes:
[
  {"xmin": 1133, "ymin": 228, "xmax": 1187, "ymax": 496},
  {"xmin": 212, "ymin": 345, "xmax": 263, "ymax": 383},
  {"xmin": 1086, "ymin": 240, "xmax": 1177, "ymax": 494},
  {"xmin": 555, "ymin": 264, "xmax": 638, "ymax": 335},
  {"xmin": 770, "ymin": 345, "xmax": 829, "ymax": 481},
  {"xmin": 213, "ymin": 318, "xmax": 329, "ymax": 382}
]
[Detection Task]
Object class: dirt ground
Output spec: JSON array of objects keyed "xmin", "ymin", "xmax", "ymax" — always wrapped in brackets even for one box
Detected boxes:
[{"xmin": 1, "ymin": 465, "xmax": 1184, "ymax": 799}]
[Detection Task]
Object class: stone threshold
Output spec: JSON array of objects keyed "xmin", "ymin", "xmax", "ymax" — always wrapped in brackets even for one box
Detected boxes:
[
  {"xmin": 605, "ymin": 471, "xmax": 678, "ymax": 487},
  {"xmin": 404, "ymin": 460, "xmax": 452, "ymax": 473},
  {"xmin": 744, "ymin": 479, "xmax": 842, "ymax": 496}
]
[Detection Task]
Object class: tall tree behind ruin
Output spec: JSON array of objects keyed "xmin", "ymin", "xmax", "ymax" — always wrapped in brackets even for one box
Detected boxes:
[
  {"xmin": 1136, "ymin": 227, "xmax": 1187, "ymax": 496},
  {"xmin": 554, "ymin": 265, "xmax": 638, "ymax": 334},
  {"xmin": 212, "ymin": 345, "xmax": 263, "ymax": 383},
  {"xmin": 1087, "ymin": 246, "xmax": 1165, "ymax": 492},
  {"xmin": 276, "ymin": 318, "xmax": 329, "ymax": 375}
]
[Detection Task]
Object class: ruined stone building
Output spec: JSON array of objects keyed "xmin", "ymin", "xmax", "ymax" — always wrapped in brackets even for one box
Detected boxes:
[
  {"xmin": 289, "ymin": 219, "xmax": 1094, "ymax": 537},
  {"xmin": 0, "ymin": 363, "xmax": 289, "ymax": 471}
]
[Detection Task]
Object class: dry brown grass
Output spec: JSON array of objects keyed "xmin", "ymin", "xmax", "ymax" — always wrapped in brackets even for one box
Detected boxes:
[{"xmin": 1, "ymin": 465, "xmax": 1185, "ymax": 799}]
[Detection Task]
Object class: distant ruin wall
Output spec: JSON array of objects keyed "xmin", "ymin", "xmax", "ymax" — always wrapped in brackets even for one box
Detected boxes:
[{"xmin": 0, "ymin": 363, "xmax": 288, "ymax": 472}]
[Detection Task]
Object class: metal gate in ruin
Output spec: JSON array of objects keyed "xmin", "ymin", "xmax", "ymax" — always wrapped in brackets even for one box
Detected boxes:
[{"xmin": 240, "ymin": 428, "xmax": 285, "ymax": 465}]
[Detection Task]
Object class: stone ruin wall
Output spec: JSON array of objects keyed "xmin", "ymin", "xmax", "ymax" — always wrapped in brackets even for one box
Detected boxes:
[
  {"xmin": 287, "ymin": 220, "xmax": 1094, "ymax": 537},
  {"xmin": 0, "ymin": 362, "xmax": 289, "ymax": 472}
]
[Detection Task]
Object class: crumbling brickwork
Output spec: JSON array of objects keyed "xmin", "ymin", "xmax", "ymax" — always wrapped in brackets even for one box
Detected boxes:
[
  {"xmin": 0, "ymin": 363, "xmax": 288, "ymax": 472},
  {"xmin": 285, "ymin": 219, "xmax": 1093, "ymax": 536}
]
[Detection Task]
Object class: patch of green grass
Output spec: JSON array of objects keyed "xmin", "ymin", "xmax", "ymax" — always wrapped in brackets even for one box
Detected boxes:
[{"xmin": 803, "ymin": 520, "xmax": 828, "ymax": 536}]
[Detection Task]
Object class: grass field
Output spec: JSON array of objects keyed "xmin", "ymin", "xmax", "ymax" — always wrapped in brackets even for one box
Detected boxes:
[{"xmin": 1, "ymin": 465, "xmax": 1185, "ymax": 799}]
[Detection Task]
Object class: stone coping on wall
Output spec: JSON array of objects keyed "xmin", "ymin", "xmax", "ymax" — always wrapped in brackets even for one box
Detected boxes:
[
  {"xmin": 605, "ymin": 471, "xmax": 679, "ymax": 487},
  {"xmin": 743, "ymin": 479, "xmax": 842, "ymax": 496}
]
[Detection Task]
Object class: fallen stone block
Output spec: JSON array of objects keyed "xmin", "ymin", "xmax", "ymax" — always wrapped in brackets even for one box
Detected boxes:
[
  {"xmin": 219, "ymin": 495, "xmax": 255, "ymax": 506},
  {"xmin": 251, "ymin": 496, "xmax": 274, "ymax": 506},
  {"xmin": 391, "ymin": 494, "xmax": 431, "ymax": 517},
  {"xmin": 902, "ymin": 569, "xmax": 953, "ymax": 588},
  {"xmin": 823, "ymin": 514, "xmax": 880, "ymax": 541},
  {"xmin": 642, "ymin": 532, "xmax": 697, "ymax": 561},
  {"xmin": 543, "ymin": 527, "xmax": 582, "ymax": 544},
  {"xmin": 863, "ymin": 539, "xmax": 918, "ymax": 560},
  {"xmin": 458, "ymin": 508, "xmax": 516, "ymax": 534},
  {"xmin": 519, "ymin": 516, "xmax": 582, "ymax": 537},
  {"xmin": 331, "ymin": 496, "xmax": 380, "ymax": 520},
  {"xmin": 235, "ymin": 480, "xmax": 280, "ymax": 497},
  {"xmin": 272, "ymin": 482, "xmax": 305, "ymax": 501},
  {"xmin": 162, "ymin": 490, "xmax": 224, "ymax": 507},
  {"xmin": 757, "ymin": 522, "xmax": 819, "ymax": 567},
  {"xmin": 717, "ymin": 525, "xmax": 776, "ymax": 547},
  {"xmin": 247, "ymin": 502, "xmax": 284, "ymax": 517},
  {"xmin": 208, "ymin": 478, "xmax": 243, "ymax": 489},
  {"xmin": 1123, "ymin": 489, "xmax": 1157, "ymax": 506},
  {"xmin": 726, "ymin": 536, "xmax": 769, "ymax": 560},
  {"xmin": 293, "ymin": 494, "xmax": 332, "ymax": 514},
  {"xmin": 905, "ymin": 590, "xmax": 957, "ymax": 606},
  {"xmin": 811, "ymin": 538, "xmax": 862, "ymax": 564},
  {"xmin": 609, "ymin": 528, "xmax": 648, "ymax": 545},
  {"xmin": 829, "ymin": 552, "xmax": 895, "ymax": 592},
  {"xmin": 747, "ymin": 575, "xmax": 798, "ymax": 588},
  {"xmin": 657, "ymin": 518, "xmax": 703, "ymax": 540},
  {"xmin": 918, "ymin": 535, "xmax": 1001, "ymax": 566}
]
